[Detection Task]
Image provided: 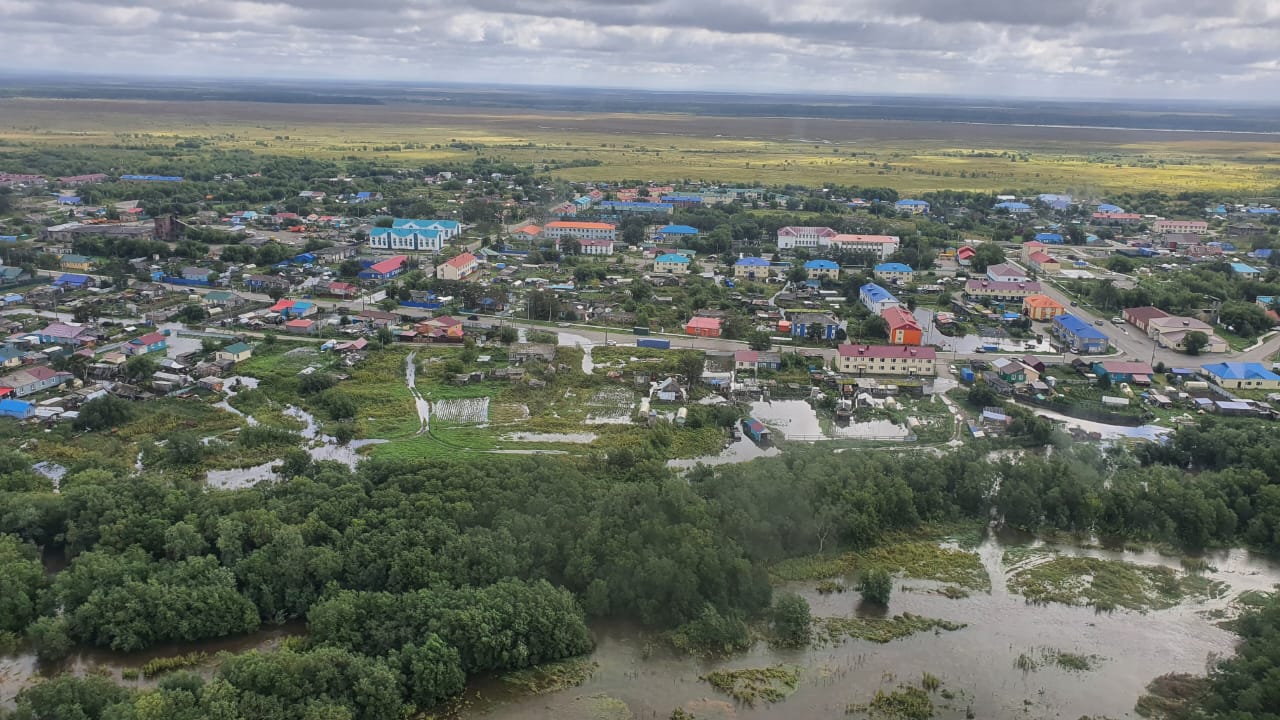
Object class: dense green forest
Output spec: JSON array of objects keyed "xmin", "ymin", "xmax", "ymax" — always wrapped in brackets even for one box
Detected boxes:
[{"xmin": 4, "ymin": 416, "xmax": 1280, "ymax": 718}]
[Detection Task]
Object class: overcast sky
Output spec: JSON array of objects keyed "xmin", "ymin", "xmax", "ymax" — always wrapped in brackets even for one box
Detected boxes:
[{"xmin": 2, "ymin": 0, "xmax": 1278, "ymax": 100}]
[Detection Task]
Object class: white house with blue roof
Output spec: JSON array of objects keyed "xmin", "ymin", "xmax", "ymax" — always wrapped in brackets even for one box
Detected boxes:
[
  {"xmin": 873, "ymin": 262, "xmax": 914, "ymax": 283},
  {"xmin": 653, "ymin": 253, "xmax": 691, "ymax": 275},
  {"xmin": 1052, "ymin": 314, "xmax": 1108, "ymax": 354},
  {"xmin": 859, "ymin": 283, "xmax": 901, "ymax": 315},
  {"xmin": 368, "ymin": 219, "xmax": 461, "ymax": 253},
  {"xmin": 895, "ymin": 199, "xmax": 930, "ymax": 215},
  {"xmin": 804, "ymin": 259, "xmax": 839, "ymax": 281},
  {"xmin": 657, "ymin": 225, "xmax": 699, "ymax": 241},
  {"xmin": 994, "ymin": 201, "xmax": 1031, "ymax": 214},
  {"xmin": 734, "ymin": 256, "xmax": 773, "ymax": 280},
  {"xmin": 1201, "ymin": 362, "xmax": 1280, "ymax": 390},
  {"xmin": 1229, "ymin": 262, "xmax": 1261, "ymax": 279}
]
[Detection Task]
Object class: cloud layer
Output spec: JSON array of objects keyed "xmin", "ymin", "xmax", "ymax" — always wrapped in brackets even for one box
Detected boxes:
[{"xmin": 2, "ymin": 0, "xmax": 1278, "ymax": 99}]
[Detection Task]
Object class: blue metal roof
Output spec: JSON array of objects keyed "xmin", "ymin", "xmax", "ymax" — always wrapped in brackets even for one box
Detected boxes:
[
  {"xmin": 1202, "ymin": 362, "xmax": 1280, "ymax": 382},
  {"xmin": 994, "ymin": 201, "xmax": 1030, "ymax": 210},
  {"xmin": 659, "ymin": 224, "xmax": 699, "ymax": 234},
  {"xmin": 121, "ymin": 175, "xmax": 182, "ymax": 182},
  {"xmin": 1230, "ymin": 262, "xmax": 1260, "ymax": 274},
  {"xmin": 804, "ymin": 259, "xmax": 839, "ymax": 269},
  {"xmin": 1097, "ymin": 203, "xmax": 1124, "ymax": 213},
  {"xmin": 859, "ymin": 283, "xmax": 898, "ymax": 303},
  {"xmin": 895, "ymin": 199, "xmax": 929, "ymax": 207},
  {"xmin": 655, "ymin": 253, "xmax": 690, "ymax": 263},
  {"xmin": 1245, "ymin": 207, "xmax": 1279, "ymax": 214},
  {"xmin": 1054, "ymin": 313, "xmax": 1107, "ymax": 339},
  {"xmin": 735, "ymin": 257, "xmax": 770, "ymax": 266},
  {"xmin": 875, "ymin": 262, "xmax": 913, "ymax": 273},
  {"xmin": 1034, "ymin": 233, "xmax": 1064, "ymax": 242}
]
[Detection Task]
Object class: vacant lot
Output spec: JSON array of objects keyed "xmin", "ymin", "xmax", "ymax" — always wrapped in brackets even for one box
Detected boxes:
[{"xmin": 2, "ymin": 98, "xmax": 1279, "ymax": 192}]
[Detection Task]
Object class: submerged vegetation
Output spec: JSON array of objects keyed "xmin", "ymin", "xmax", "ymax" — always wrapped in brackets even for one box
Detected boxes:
[
  {"xmin": 1014, "ymin": 647, "xmax": 1104, "ymax": 673},
  {"xmin": 1008, "ymin": 556, "xmax": 1227, "ymax": 612},
  {"xmin": 700, "ymin": 665, "xmax": 802, "ymax": 706},
  {"xmin": 814, "ymin": 614, "xmax": 967, "ymax": 645}
]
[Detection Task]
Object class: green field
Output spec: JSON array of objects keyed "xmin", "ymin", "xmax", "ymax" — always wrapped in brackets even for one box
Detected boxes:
[{"xmin": 2, "ymin": 98, "xmax": 1279, "ymax": 193}]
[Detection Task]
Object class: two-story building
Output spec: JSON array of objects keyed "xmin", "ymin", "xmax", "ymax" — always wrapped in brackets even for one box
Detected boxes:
[
  {"xmin": 776, "ymin": 226, "xmax": 836, "ymax": 250},
  {"xmin": 789, "ymin": 312, "xmax": 840, "ymax": 341},
  {"xmin": 881, "ymin": 307, "xmax": 923, "ymax": 346},
  {"xmin": 859, "ymin": 283, "xmax": 901, "ymax": 315},
  {"xmin": 1022, "ymin": 294, "xmax": 1066, "ymax": 321},
  {"xmin": 359, "ymin": 255, "xmax": 408, "ymax": 281},
  {"xmin": 829, "ymin": 234, "xmax": 900, "ymax": 260},
  {"xmin": 1153, "ymin": 220, "xmax": 1209, "ymax": 235},
  {"xmin": 543, "ymin": 221, "xmax": 618, "ymax": 244},
  {"xmin": 653, "ymin": 253, "xmax": 691, "ymax": 275},
  {"xmin": 1052, "ymin": 314, "xmax": 1109, "ymax": 354},
  {"xmin": 734, "ymin": 257, "xmax": 773, "ymax": 280},
  {"xmin": 985, "ymin": 263, "xmax": 1029, "ymax": 283},
  {"xmin": 803, "ymin": 259, "xmax": 840, "ymax": 281},
  {"xmin": 964, "ymin": 279, "xmax": 1042, "ymax": 302},
  {"xmin": 837, "ymin": 344, "xmax": 936, "ymax": 377},
  {"xmin": 437, "ymin": 252, "xmax": 480, "ymax": 281}
]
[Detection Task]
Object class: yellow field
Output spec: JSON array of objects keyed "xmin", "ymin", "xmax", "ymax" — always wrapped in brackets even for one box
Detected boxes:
[{"xmin": 2, "ymin": 98, "xmax": 1279, "ymax": 193}]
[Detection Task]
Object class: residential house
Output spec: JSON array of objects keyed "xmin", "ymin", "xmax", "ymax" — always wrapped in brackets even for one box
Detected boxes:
[
  {"xmin": 317, "ymin": 281, "xmax": 359, "ymax": 300},
  {"xmin": 0, "ymin": 267, "xmax": 30, "ymax": 285},
  {"xmin": 511, "ymin": 225, "xmax": 542, "ymax": 243},
  {"xmin": 202, "ymin": 290, "xmax": 245, "ymax": 308},
  {"xmin": 437, "ymin": 252, "xmax": 480, "ymax": 281},
  {"xmin": 734, "ymin": 350, "xmax": 781, "ymax": 372},
  {"xmin": 356, "ymin": 309, "xmax": 398, "ymax": 328},
  {"xmin": 60, "ymin": 254, "xmax": 93, "ymax": 271},
  {"xmin": 734, "ymin": 257, "xmax": 773, "ymax": 280},
  {"xmin": 350, "ymin": 191, "xmax": 382, "ymax": 204},
  {"xmin": 881, "ymin": 306, "xmax": 922, "ymax": 346},
  {"xmin": 1027, "ymin": 252, "xmax": 1060, "ymax": 275},
  {"xmin": 180, "ymin": 266, "xmax": 213, "ymax": 283},
  {"xmin": 0, "ymin": 345, "xmax": 26, "ymax": 368},
  {"xmin": 994, "ymin": 201, "xmax": 1032, "ymax": 214},
  {"xmin": 215, "ymin": 343, "xmax": 253, "ymax": 363},
  {"xmin": 654, "ymin": 377, "xmax": 687, "ymax": 402},
  {"xmin": 125, "ymin": 331, "xmax": 168, "ymax": 356},
  {"xmin": 1153, "ymin": 220, "xmax": 1209, "ymax": 235},
  {"xmin": 859, "ymin": 283, "xmax": 901, "ymax": 315},
  {"xmin": 510, "ymin": 344, "xmax": 557, "ymax": 365},
  {"xmin": 1092, "ymin": 212, "xmax": 1143, "ymax": 225},
  {"xmin": 313, "ymin": 245, "xmax": 359, "ymax": 263},
  {"xmin": 1053, "ymin": 315, "xmax": 1108, "ymax": 355},
  {"xmin": 657, "ymin": 225, "xmax": 699, "ymax": 242},
  {"xmin": 986, "ymin": 263, "xmax": 1029, "ymax": 283},
  {"xmin": 0, "ymin": 366, "xmax": 73, "ymax": 397},
  {"xmin": 964, "ymin": 279, "xmax": 1042, "ymax": 301},
  {"xmin": 836, "ymin": 344, "xmax": 936, "ymax": 377},
  {"xmin": 543, "ymin": 221, "xmax": 617, "ymax": 244},
  {"xmin": 269, "ymin": 299, "xmax": 317, "ymax": 319},
  {"xmin": 776, "ymin": 226, "xmax": 836, "ymax": 250},
  {"xmin": 790, "ymin": 312, "xmax": 840, "ymax": 341},
  {"xmin": 803, "ymin": 259, "xmax": 839, "ymax": 281},
  {"xmin": 993, "ymin": 357, "xmax": 1039, "ymax": 384},
  {"xmin": 873, "ymin": 262, "xmax": 914, "ymax": 284},
  {"xmin": 575, "ymin": 239, "xmax": 614, "ymax": 256},
  {"xmin": 1200, "ymin": 362, "xmax": 1280, "ymax": 390},
  {"xmin": 1022, "ymin": 294, "xmax": 1066, "ymax": 321},
  {"xmin": 0, "ymin": 398, "xmax": 34, "ymax": 419},
  {"xmin": 417, "ymin": 316, "xmax": 465, "ymax": 342},
  {"xmin": 244, "ymin": 274, "xmax": 291, "ymax": 293},
  {"xmin": 359, "ymin": 255, "xmax": 408, "ymax": 281},
  {"xmin": 685, "ymin": 316, "xmax": 723, "ymax": 338},
  {"xmin": 53, "ymin": 274, "xmax": 94, "ymax": 290},
  {"xmin": 284, "ymin": 319, "xmax": 316, "ymax": 334},
  {"xmin": 956, "ymin": 246, "xmax": 976, "ymax": 266},
  {"xmin": 1092, "ymin": 361, "xmax": 1155, "ymax": 384},
  {"xmin": 653, "ymin": 253, "xmax": 691, "ymax": 275},
  {"xmin": 828, "ymin": 234, "xmax": 900, "ymax": 259},
  {"xmin": 894, "ymin": 199, "xmax": 930, "ymax": 215},
  {"xmin": 38, "ymin": 322, "xmax": 96, "ymax": 347},
  {"xmin": 1230, "ymin": 262, "xmax": 1261, "ymax": 279}
]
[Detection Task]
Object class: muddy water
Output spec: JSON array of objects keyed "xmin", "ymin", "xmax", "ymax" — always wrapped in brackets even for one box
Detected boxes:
[
  {"xmin": 750, "ymin": 400, "xmax": 912, "ymax": 442},
  {"xmin": 1, "ymin": 624, "xmax": 302, "ymax": 708},
  {"xmin": 667, "ymin": 435, "xmax": 781, "ymax": 469},
  {"xmin": 460, "ymin": 533, "xmax": 1280, "ymax": 720}
]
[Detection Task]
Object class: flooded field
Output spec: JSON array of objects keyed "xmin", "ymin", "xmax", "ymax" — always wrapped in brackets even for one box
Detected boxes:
[
  {"xmin": 457, "ymin": 532, "xmax": 1280, "ymax": 720},
  {"xmin": 750, "ymin": 400, "xmax": 913, "ymax": 442}
]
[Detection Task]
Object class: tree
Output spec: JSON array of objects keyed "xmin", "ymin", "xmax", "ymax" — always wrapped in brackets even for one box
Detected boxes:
[
  {"xmin": 771, "ymin": 593, "xmax": 812, "ymax": 647},
  {"xmin": 1066, "ymin": 226, "xmax": 1086, "ymax": 245},
  {"xmin": 25, "ymin": 616, "xmax": 74, "ymax": 664},
  {"xmin": 73, "ymin": 395, "xmax": 137, "ymax": 431},
  {"xmin": 746, "ymin": 331, "xmax": 772, "ymax": 351},
  {"xmin": 0, "ymin": 535, "xmax": 44, "ymax": 633},
  {"xmin": 677, "ymin": 352, "xmax": 704, "ymax": 386},
  {"xmin": 971, "ymin": 243, "xmax": 1006, "ymax": 273},
  {"xmin": 338, "ymin": 259, "xmax": 363, "ymax": 278},
  {"xmin": 266, "ymin": 286, "xmax": 286, "ymax": 301},
  {"xmin": 124, "ymin": 353, "xmax": 159, "ymax": 382},
  {"xmin": 1183, "ymin": 330, "xmax": 1210, "ymax": 355},
  {"xmin": 858, "ymin": 568, "xmax": 893, "ymax": 605}
]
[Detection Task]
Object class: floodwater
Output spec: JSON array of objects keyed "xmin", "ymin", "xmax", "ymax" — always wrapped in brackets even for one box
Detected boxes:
[
  {"xmin": 750, "ymin": 400, "xmax": 912, "ymax": 442},
  {"xmin": 667, "ymin": 434, "xmax": 781, "ymax": 469},
  {"xmin": 501, "ymin": 432, "xmax": 599, "ymax": 444},
  {"xmin": 914, "ymin": 309, "xmax": 1057, "ymax": 355},
  {"xmin": 1, "ymin": 624, "xmax": 302, "ymax": 708},
  {"xmin": 1010, "ymin": 401, "xmax": 1173, "ymax": 441},
  {"xmin": 213, "ymin": 376, "xmax": 260, "ymax": 426},
  {"xmin": 458, "ymin": 531, "xmax": 1280, "ymax": 720},
  {"xmin": 406, "ymin": 351, "xmax": 431, "ymax": 434},
  {"xmin": 558, "ymin": 332, "xmax": 596, "ymax": 373}
]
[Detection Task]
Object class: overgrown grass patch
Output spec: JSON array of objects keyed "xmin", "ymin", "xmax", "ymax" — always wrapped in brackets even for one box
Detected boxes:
[
  {"xmin": 501, "ymin": 657, "xmax": 598, "ymax": 695},
  {"xmin": 1008, "ymin": 556, "xmax": 1225, "ymax": 612},
  {"xmin": 814, "ymin": 614, "xmax": 966, "ymax": 645},
  {"xmin": 700, "ymin": 665, "xmax": 801, "ymax": 707},
  {"xmin": 1013, "ymin": 647, "xmax": 1103, "ymax": 673}
]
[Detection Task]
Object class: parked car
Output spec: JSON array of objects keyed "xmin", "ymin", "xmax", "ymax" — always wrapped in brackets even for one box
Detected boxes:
[{"xmin": 1094, "ymin": 319, "xmax": 1105, "ymax": 326}]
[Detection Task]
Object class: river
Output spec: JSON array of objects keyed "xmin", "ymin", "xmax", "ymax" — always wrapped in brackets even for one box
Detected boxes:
[{"xmin": 455, "ymin": 530, "xmax": 1280, "ymax": 720}]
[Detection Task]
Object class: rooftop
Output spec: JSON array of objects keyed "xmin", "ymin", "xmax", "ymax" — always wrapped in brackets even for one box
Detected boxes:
[
  {"xmin": 875, "ymin": 262, "xmax": 913, "ymax": 273},
  {"xmin": 655, "ymin": 253, "xmax": 690, "ymax": 264},
  {"xmin": 804, "ymin": 259, "xmax": 839, "ymax": 269},
  {"xmin": 838, "ymin": 344, "xmax": 937, "ymax": 360},
  {"xmin": 735, "ymin": 257, "xmax": 771, "ymax": 266}
]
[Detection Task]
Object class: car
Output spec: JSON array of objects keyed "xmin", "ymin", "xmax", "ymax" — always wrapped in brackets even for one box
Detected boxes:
[
  {"xmin": 1094, "ymin": 319, "xmax": 1105, "ymax": 326},
  {"xmin": 467, "ymin": 314, "xmax": 479, "ymax": 321},
  {"xmin": 606, "ymin": 340, "xmax": 617, "ymax": 346},
  {"xmin": 1110, "ymin": 317, "xmax": 1123, "ymax": 325},
  {"xmin": 556, "ymin": 322, "xmax": 570, "ymax": 327},
  {"xmin": 1070, "ymin": 301, "xmax": 1078, "ymax": 306}
]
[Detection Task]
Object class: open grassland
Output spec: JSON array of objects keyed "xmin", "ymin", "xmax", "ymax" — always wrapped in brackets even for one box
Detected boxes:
[{"xmin": 2, "ymin": 98, "xmax": 1279, "ymax": 193}]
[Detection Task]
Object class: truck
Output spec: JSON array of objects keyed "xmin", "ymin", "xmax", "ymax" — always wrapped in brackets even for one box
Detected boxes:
[
  {"xmin": 637, "ymin": 338, "xmax": 670, "ymax": 350},
  {"xmin": 632, "ymin": 326, "xmax": 650, "ymax": 336}
]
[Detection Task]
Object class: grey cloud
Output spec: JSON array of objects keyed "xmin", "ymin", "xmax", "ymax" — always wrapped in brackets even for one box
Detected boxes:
[{"xmin": 0, "ymin": 0, "xmax": 1277, "ymax": 98}]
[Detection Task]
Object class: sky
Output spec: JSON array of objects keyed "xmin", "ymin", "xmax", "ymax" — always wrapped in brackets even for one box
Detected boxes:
[{"xmin": 2, "ymin": 0, "xmax": 1279, "ymax": 100}]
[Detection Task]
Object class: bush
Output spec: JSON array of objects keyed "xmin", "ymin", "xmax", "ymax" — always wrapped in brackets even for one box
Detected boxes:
[
  {"xmin": 72, "ymin": 395, "xmax": 136, "ymax": 431},
  {"xmin": 26, "ymin": 616, "xmax": 74, "ymax": 664},
  {"xmin": 771, "ymin": 593, "xmax": 812, "ymax": 647},
  {"xmin": 669, "ymin": 604, "xmax": 752, "ymax": 657},
  {"xmin": 858, "ymin": 568, "xmax": 893, "ymax": 605}
]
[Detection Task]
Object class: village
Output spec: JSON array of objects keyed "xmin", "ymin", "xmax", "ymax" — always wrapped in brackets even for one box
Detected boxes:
[{"xmin": 1, "ymin": 169, "xmax": 1280, "ymax": 475}]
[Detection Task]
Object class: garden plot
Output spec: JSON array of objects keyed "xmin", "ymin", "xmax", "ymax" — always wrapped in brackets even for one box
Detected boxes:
[
  {"xmin": 584, "ymin": 386, "xmax": 640, "ymax": 424},
  {"xmin": 431, "ymin": 397, "xmax": 491, "ymax": 424}
]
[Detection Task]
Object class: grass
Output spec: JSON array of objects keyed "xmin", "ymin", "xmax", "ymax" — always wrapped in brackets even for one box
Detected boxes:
[
  {"xmin": 814, "ymin": 614, "xmax": 967, "ymax": 645},
  {"xmin": 770, "ymin": 529, "xmax": 990, "ymax": 591},
  {"xmin": 1007, "ymin": 556, "xmax": 1227, "ymax": 612},
  {"xmin": 1134, "ymin": 673, "xmax": 1208, "ymax": 719},
  {"xmin": 847, "ymin": 685, "xmax": 936, "ymax": 720},
  {"xmin": 1013, "ymin": 647, "xmax": 1103, "ymax": 673},
  {"xmin": 140, "ymin": 652, "xmax": 208, "ymax": 678},
  {"xmin": 3, "ymin": 98, "xmax": 1277, "ymax": 192},
  {"xmin": 501, "ymin": 657, "xmax": 598, "ymax": 695},
  {"xmin": 700, "ymin": 665, "xmax": 801, "ymax": 707}
]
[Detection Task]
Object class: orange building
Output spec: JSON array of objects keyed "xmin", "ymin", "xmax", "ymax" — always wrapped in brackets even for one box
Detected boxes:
[
  {"xmin": 685, "ymin": 316, "xmax": 723, "ymax": 338},
  {"xmin": 881, "ymin": 306, "xmax": 923, "ymax": 346},
  {"xmin": 1022, "ymin": 294, "xmax": 1066, "ymax": 321}
]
